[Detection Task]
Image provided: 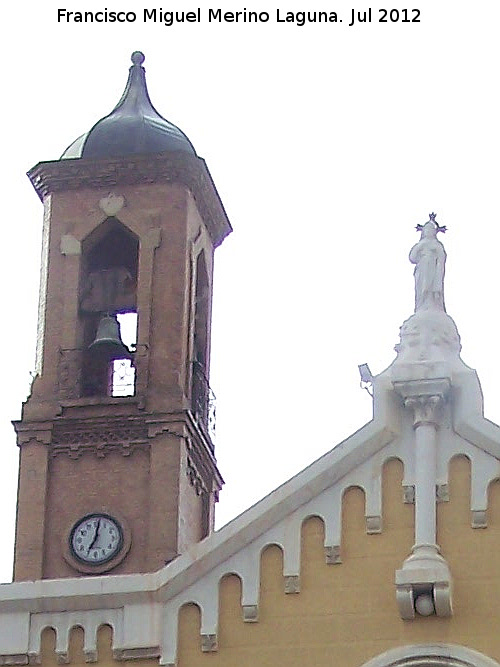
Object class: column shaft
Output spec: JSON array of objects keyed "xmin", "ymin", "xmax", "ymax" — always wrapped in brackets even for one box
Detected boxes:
[{"xmin": 414, "ymin": 422, "xmax": 437, "ymax": 547}]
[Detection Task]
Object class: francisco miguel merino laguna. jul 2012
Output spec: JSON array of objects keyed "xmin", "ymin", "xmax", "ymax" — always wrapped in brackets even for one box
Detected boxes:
[{"xmin": 57, "ymin": 7, "xmax": 418, "ymax": 26}]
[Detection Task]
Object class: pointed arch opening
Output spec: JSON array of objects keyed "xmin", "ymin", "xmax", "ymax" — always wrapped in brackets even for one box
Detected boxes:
[{"xmin": 78, "ymin": 218, "xmax": 139, "ymax": 398}]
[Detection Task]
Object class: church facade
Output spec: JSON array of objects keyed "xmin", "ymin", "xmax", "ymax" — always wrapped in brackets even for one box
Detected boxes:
[{"xmin": 1, "ymin": 53, "xmax": 500, "ymax": 667}]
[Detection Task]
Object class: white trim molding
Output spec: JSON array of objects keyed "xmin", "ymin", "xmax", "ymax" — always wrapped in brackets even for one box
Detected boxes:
[{"xmin": 360, "ymin": 644, "xmax": 500, "ymax": 667}]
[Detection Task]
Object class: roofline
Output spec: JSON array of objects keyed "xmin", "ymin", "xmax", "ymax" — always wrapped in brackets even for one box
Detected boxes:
[{"xmin": 27, "ymin": 151, "xmax": 232, "ymax": 249}]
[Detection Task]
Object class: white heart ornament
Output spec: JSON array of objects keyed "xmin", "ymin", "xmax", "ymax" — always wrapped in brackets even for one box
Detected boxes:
[{"xmin": 99, "ymin": 193, "xmax": 125, "ymax": 217}]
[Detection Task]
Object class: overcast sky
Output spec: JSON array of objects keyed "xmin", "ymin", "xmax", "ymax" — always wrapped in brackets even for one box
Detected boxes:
[{"xmin": 1, "ymin": 0, "xmax": 499, "ymax": 582}]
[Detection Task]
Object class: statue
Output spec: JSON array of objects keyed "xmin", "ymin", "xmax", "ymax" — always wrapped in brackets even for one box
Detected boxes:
[
  {"xmin": 409, "ymin": 213, "xmax": 447, "ymax": 312},
  {"xmin": 393, "ymin": 213, "xmax": 466, "ymax": 371}
]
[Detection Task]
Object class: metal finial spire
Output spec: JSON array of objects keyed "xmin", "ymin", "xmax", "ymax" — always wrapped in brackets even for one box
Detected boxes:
[
  {"xmin": 60, "ymin": 51, "xmax": 196, "ymax": 159},
  {"xmin": 131, "ymin": 51, "xmax": 145, "ymax": 66}
]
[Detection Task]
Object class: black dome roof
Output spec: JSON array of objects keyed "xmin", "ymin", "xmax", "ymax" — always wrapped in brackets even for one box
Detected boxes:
[{"xmin": 61, "ymin": 52, "xmax": 196, "ymax": 160}]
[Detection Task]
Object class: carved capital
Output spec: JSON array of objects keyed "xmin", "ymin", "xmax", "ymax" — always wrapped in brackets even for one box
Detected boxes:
[
  {"xmin": 404, "ymin": 394, "xmax": 444, "ymax": 427},
  {"xmin": 393, "ymin": 378, "xmax": 450, "ymax": 428}
]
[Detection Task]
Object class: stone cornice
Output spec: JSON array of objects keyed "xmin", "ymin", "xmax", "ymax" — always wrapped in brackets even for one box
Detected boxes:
[
  {"xmin": 27, "ymin": 152, "xmax": 232, "ymax": 248},
  {"xmin": 14, "ymin": 410, "xmax": 223, "ymax": 491},
  {"xmin": 146, "ymin": 410, "xmax": 224, "ymax": 492},
  {"xmin": 51, "ymin": 416, "xmax": 149, "ymax": 459}
]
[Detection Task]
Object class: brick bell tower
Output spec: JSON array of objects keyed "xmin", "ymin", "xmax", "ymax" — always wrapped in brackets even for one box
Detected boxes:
[{"xmin": 13, "ymin": 51, "xmax": 231, "ymax": 581}]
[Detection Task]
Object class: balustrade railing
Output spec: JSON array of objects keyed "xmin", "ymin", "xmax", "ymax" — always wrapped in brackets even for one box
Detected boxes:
[{"xmin": 192, "ymin": 361, "xmax": 216, "ymax": 448}]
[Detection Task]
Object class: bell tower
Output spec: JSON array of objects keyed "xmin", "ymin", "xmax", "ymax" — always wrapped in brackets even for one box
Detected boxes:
[{"xmin": 13, "ymin": 52, "xmax": 231, "ymax": 581}]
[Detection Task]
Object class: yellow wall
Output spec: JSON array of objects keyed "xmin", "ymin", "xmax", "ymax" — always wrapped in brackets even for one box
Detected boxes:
[{"xmin": 45, "ymin": 457, "xmax": 500, "ymax": 667}]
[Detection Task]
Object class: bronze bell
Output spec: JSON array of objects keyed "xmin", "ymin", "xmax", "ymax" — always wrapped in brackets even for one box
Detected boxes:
[{"xmin": 89, "ymin": 314, "xmax": 132, "ymax": 360}]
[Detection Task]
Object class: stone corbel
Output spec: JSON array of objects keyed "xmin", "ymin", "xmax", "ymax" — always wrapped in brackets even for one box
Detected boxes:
[{"xmin": 395, "ymin": 545, "xmax": 452, "ymax": 619}]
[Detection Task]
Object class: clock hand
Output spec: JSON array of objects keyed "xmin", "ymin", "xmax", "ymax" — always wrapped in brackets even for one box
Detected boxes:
[{"xmin": 87, "ymin": 519, "xmax": 101, "ymax": 554}]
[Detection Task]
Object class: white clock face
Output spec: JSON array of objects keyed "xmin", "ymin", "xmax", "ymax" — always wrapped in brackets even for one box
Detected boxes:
[{"xmin": 70, "ymin": 514, "xmax": 123, "ymax": 564}]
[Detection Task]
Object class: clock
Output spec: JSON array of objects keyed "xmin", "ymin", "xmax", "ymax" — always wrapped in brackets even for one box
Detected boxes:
[{"xmin": 70, "ymin": 513, "xmax": 123, "ymax": 565}]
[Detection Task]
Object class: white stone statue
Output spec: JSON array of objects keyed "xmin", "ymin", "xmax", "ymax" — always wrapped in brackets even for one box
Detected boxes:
[{"xmin": 409, "ymin": 214, "xmax": 447, "ymax": 312}]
